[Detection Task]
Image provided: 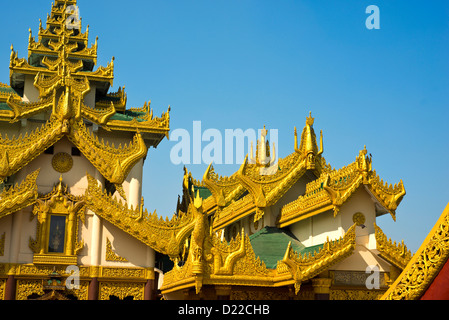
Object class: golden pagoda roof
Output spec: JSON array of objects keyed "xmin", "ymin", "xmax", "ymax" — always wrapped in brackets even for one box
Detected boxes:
[
  {"xmin": 160, "ymin": 188, "xmax": 359, "ymax": 295},
  {"xmin": 84, "ymin": 174, "xmax": 197, "ymax": 260},
  {"xmin": 4, "ymin": 0, "xmax": 170, "ymax": 135},
  {"xmin": 0, "ymin": 0, "xmax": 170, "ymax": 186},
  {"xmin": 277, "ymin": 146, "xmax": 406, "ymax": 227},
  {"xmin": 185, "ymin": 113, "xmax": 405, "ymax": 231}
]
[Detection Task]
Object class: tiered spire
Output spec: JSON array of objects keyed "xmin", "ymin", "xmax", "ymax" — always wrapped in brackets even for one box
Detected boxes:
[
  {"xmin": 0, "ymin": 0, "xmax": 170, "ymax": 187},
  {"xmin": 28, "ymin": 0, "xmax": 97, "ymax": 69}
]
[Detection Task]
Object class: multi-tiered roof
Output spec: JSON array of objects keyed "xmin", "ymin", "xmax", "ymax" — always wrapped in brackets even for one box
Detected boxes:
[{"xmin": 0, "ymin": 0, "xmax": 170, "ymax": 188}]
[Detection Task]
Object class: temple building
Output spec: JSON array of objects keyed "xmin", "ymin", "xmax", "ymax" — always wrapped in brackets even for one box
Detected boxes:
[
  {"xmin": 161, "ymin": 114, "xmax": 408, "ymax": 300},
  {"xmin": 0, "ymin": 0, "xmax": 428, "ymax": 301},
  {"xmin": 0, "ymin": 0, "xmax": 170, "ymax": 300}
]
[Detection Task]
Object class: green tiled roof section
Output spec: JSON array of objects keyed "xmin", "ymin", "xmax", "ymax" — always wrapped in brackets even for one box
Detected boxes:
[
  {"xmin": 0, "ymin": 85, "xmax": 18, "ymax": 95},
  {"xmin": 0, "ymin": 103, "xmax": 11, "ymax": 111},
  {"xmin": 249, "ymin": 226, "xmax": 324, "ymax": 269},
  {"xmin": 249, "ymin": 227, "xmax": 305, "ymax": 269},
  {"xmin": 109, "ymin": 110, "xmax": 146, "ymax": 122},
  {"xmin": 193, "ymin": 185, "xmax": 212, "ymax": 200}
]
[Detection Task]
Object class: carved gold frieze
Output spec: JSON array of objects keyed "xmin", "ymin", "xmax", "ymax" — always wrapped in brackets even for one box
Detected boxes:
[
  {"xmin": 382, "ymin": 203, "xmax": 449, "ymax": 300},
  {"xmin": 99, "ymin": 281, "xmax": 145, "ymax": 300},
  {"xmin": 85, "ymin": 173, "xmax": 195, "ymax": 259},
  {"xmin": 0, "ymin": 170, "xmax": 39, "ymax": 219},
  {"xmin": 278, "ymin": 146, "xmax": 406, "ymax": 227},
  {"xmin": 16, "ymin": 279, "xmax": 45, "ymax": 300},
  {"xmin": 330, "ymin": 289, "xmax": 385, "ymax": 300},
  {"xmin": 280, "ymin": 224, "xmax": 357, "ymax": 294}
]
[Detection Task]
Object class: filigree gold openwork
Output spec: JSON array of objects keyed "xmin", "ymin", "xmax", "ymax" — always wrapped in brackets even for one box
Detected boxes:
[{"xmin": 51, "ymin": 152, "xmax": 73, "ymax": 173}]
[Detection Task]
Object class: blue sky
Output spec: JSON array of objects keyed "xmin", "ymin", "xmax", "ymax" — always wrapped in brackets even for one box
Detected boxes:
[{"xmin": 1, "ymin": 0, "xmax": 448, "ymax": 253}]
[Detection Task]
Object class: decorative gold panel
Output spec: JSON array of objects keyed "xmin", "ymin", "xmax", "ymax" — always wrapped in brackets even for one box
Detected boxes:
[
  {"xmin": 99, "ymin": 281, "xmax": 145, "ymax": 300},
  {"xmin": 51, "ymin": 152, "xmax": 73, "ymax": 173}
]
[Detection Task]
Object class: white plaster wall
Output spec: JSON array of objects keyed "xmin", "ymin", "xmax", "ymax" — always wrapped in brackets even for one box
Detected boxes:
[
  {"xmin": 0, "ymin": 214, "xmax": 13, "ymax": 264},
  {"xmin": 289, "ymin": 187, "xmax": 379, "ymax": 248},
  {"xmin": 23, "ymin": 75, "xmax": 40, "ymax": 103},
  {"xmin": 269, "ymin": 175, "xmax": 312, "ymax": 226},
  {"xmin": 338, "ymin": 187, "xmax": 377, "ymax": 245},
  {"xmin": 16, "ymin": 207, "xmax": 35, "ymax": 264},
  {"xmin": 83, "ymin": 84, "xmax": 96, "ymax": 109},
  {"xmin": 21, "ymin": 137, "xmax": 97, "ymax": 196},
  {"xmin": 0, "ymin": 132, "xmax": 152, "ymax": 268},
  {"xmin": 289, "ymin": 210, "xmax": 343, "ymax": 247},
  {"xmin": 331, "ymin": 243, "xmax": 391, "ymax": 272},
  {"xmin": 100, "ymin": 220, "xmax": 154, "ymax": 268}
]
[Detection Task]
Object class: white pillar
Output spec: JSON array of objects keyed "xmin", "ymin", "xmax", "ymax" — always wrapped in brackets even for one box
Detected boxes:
[
  {"xmin": 127, "ymin": 159, "xmax": 143, "ymax": 211},
  {"xmin": 146, "ymin": 246, "xmax": 155, "ymax": 268},
  {"xmin": 8, "ymin": 210, "xmax": 23, "ymax": 263},
  {"xmin": 90, "ymin": 170, "xmax": 104, "ymax": 266}
]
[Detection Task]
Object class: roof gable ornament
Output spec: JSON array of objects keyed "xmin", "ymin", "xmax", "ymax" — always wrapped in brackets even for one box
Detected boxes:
[
  {"xmin": 249, "ymin": 125, "xmax": 277, "ymax": 176},
  {"xmin": 294, "ymin": 112, "xmax": 323, "ymax": 172}
]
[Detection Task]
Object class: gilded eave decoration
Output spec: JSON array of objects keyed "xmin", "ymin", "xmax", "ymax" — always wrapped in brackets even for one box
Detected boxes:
[
  {"xmin": 195, "ymin": 113, "xmax": 404, "ymax": 233},
  {"xmin": 277, "ymin": 146, "xmax": 406, "ymax": 227},
  {"xmin": 161, "ymin": 190, "xmax": 359, "ymax": 296},
  {"xmin": 374, "ymin": 223, "xmax": 412, "ymax": 270},
  {"xmin": 84, "ymin": 174, "xmax": 196, "ymax": 260},
  {"xmin": 381, "ymin": 202, "xmax": 449, "ymax": 300},
  {"xmin": 278, "ymin": 224, "xmax": 357, "ymax": 294},
  {"xmin": 1, "ymin": 0, "xmax": 170, "ymax": 188},
  {"xmin": 200, "ymin": 114, "xmax": 325, "ymax": 230},
  {"xmin": 0, "ymin": 170, "xmax": 39, "ymax": 219}
]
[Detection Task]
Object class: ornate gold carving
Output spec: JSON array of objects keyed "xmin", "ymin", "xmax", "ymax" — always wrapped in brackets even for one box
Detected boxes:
[
  {"xmin": 105, "ymin": 238, "xmax": 128, "ymax": 262},
  {"xmin": 0, "ymin": 170, "xmax": 39, "ymax": 219},
  {"xmin": 374, "ymin": 223, "xmax": 412, "ymax": 270},
  {"xmin": 0, "ymin": 118, "xmax": 64, "ymax": 180},
  {"xmin": 330, "ymin": 289, "xmax": 384, "ymax": 300},
  {"xmin": 278, "ymin": 145, "xmax": 406, "ymax": 227},
  {"xmin": 69, "ymin": 119, "xmax": 147, "ymax": 185},
  {"xmin": 99, "ymin": 281, "xmax": 145, "ymax": 300},
  {"xmin": 3, "ymin": 0, "xmax": 170, "ymax": 187},
  {"xmin": 352, "ymin": 212, "xmax": 366, "ymax": 226},
  {"xmin": 382, "ymin": 203, "xmax": 449, "ymax": 300},
  {"xmin": 294, "ymin": 112, "xmax": 323, "ymax": 172},
  {"xmin": 30, "ymin": 177, "xmax": 85, "ymax": 264},
  {"xmin": 85, "ymin": 174, "xmax": 195, "ymax": 259},
  {"xmin": 280, "ymin": 224, "xmax": 357, "ymax": 294},
  {"xmin": 161, "ymin": 190, "xmax": 271, "ymax": 295},
  {"xmin": 51, "ymin": 152, "xmax": 73, "ymax": 173},
  {"xmin": 16, "ymin": 280, "xmax": 44, "ymax": 300}
]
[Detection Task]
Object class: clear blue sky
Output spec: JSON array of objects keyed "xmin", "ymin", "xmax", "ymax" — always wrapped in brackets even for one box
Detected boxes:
[{"xmin": 1, "ymin": 0, "xmax": 448, "ymax": 253}]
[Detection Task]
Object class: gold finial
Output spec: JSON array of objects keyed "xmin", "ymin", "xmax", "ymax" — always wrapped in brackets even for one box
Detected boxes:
[
  {"xmin": 194, "ymin": 189, "xmax": 203, "ymax": 209},
  {"xmin": 306, "ymin": 111, "xmax": 314, "ymax": 126},
  {"xmin": 56, "ymin": 174, "xmax": 64, "ymax": 194}
]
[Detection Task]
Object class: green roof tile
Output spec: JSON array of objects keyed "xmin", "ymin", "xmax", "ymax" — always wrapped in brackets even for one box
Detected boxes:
[{"xmin": 249, "ymin": 226, "xmax": 324, "ymax": 269}]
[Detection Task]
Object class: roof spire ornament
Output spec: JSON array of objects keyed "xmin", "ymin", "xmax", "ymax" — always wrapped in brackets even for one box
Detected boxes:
[{"xmin": 306, "ymin": 111, "xmax": 314, "ymax": 126}]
